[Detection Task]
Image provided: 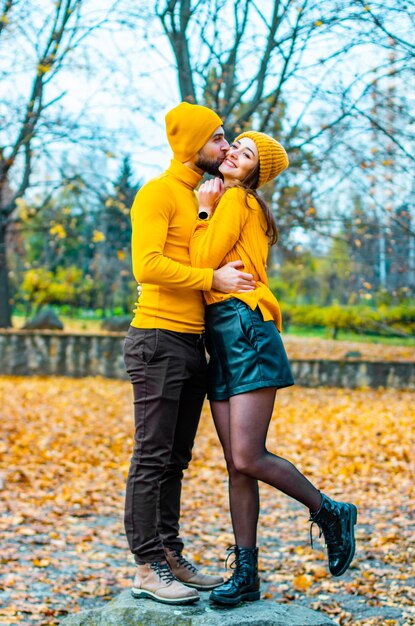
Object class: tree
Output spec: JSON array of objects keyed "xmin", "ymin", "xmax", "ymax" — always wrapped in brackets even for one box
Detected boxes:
[
  {"xmin": 150, "ymin": 0, "xmax": 414, "ymax": 290},
  {"xmin": 9, "ymin": 158, "xmax": 140, "ymax": 316},
  {"xmin": 21, "ymin": 265, "xmax": 88, "ymax": 315},
  {"xmin": 0, "ymin": 0, "xmax": 135, "ymax": 327},
  {"xmin": 90, "ymin": 156, "xmax": 140, "ymax": 315}
]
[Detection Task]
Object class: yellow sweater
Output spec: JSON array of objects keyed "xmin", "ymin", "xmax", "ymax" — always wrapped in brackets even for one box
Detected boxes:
[
  {"xmin": 130, "ymin": 159, "xmax": 214, "ymax": 333},
  {"xmin": 190, "ymin": 186, "xmax": 282, "ymax": 331}
]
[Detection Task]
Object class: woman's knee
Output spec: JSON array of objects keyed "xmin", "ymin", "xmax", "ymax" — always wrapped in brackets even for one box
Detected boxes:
[
  {"xmin": 225, "ymin": 445, "xmax": 262, "ymax": 476},
  {"xmin": 225, "ymin": 455, "xmax": 250, "ymax": 480},
  {"xmin": 225, "ymin": 455, "xmax": 237, "ymax": 475},
  {"xmin": 232, "ymin": 450, "xmax": 257, "ymax": 475}
]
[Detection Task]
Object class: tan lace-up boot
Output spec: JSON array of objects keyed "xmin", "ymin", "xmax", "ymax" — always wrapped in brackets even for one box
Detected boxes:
[
  {"xmin": 165, "ymin": 547, "xmax": 223, "ymax": 590},
  {"xmin": 132, "ymin": 560, "xmax": 199, "ymax": 605}
]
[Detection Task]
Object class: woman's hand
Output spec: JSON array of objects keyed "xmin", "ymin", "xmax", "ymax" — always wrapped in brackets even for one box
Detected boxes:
[{"xmin": 198, "ymin": 177, "xmax": 224, "ymax": 217}]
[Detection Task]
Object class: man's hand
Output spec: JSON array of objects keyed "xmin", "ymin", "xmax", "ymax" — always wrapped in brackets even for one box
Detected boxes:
[
  {"xmin": 212, "ymin": 260, "xmax": 256, "ymax": 293},
  {"xmin": 198, "ymin": 178, "xmax": 224, "ymax": 216}
]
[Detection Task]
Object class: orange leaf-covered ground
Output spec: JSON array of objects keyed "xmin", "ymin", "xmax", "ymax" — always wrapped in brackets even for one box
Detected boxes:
[{"xmin": 0, "ymin": 377, "xmax": 414, "ymax": 625}]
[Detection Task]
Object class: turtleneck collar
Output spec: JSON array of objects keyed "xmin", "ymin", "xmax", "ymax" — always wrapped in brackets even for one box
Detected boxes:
[{"xmin": 168, "ymin": 159, "xmax": 203, "ymax": 190}]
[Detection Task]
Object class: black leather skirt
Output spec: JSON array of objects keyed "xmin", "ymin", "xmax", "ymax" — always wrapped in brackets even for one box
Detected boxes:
[{"xmin": 205, "ymin": 298, "xmax": 294, "ymax": 401}]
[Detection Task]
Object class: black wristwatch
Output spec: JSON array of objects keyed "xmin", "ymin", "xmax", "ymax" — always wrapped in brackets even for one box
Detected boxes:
[{"xmin": 198, "ymin": 210, "xmax": 210, "ymax": 220}]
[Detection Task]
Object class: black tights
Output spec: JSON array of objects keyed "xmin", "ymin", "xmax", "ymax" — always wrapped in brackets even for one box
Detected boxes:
[{"xmin": 211, "ymin": 388, "xmax": 322, "ymax": 549}]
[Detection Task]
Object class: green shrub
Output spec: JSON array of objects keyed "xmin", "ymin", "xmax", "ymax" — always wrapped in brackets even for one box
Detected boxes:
[{"xmin": 280, "ymin": 303, "xmax": 415, "ymax": 339}]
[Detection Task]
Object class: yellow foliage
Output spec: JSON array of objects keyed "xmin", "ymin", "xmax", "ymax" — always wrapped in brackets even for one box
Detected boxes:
[
  {"xmin": 15, "ymin": 197, "xmax": 30, "ymax": 221},
  {"xmin": 49, "ymin": 223, "xmax": 66, "ymax": 239},
  {"xmin": 22, "ymin": 268, "xmax": 53, "ymax": 299},
  {"xmin": 37, "ymin": 63, "xmax": 52, "ymax": 74},
  {"xmin": 92, "ymin": 229, "xmax": 106, "ymax": 243}
]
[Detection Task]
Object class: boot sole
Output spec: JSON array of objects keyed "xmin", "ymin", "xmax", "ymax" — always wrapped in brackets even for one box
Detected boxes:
[
  {"xmin": 131, "ymin": 588, "xmax": 199, "ymax": 605},
  {"xmin": 332, "ymin": 504, "xmax": 357, "ymax": 577},
  {"xmin": 209, "ymin": 590, "xmax": 261, "ymax": 606}
]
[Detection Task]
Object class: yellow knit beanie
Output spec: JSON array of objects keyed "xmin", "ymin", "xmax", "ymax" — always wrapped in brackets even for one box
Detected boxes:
[
  {"xmin": 235, "ymin": 131, "xmax": 289, "ymax": 188},
  {"xmin": 165, "ymin": 102, "xmax": 223, "ymax": 163}
]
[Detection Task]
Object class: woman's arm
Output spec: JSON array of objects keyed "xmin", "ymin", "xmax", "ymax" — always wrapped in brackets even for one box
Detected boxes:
[{"xmin": 190, "ymin": 187, "xmax": 248, "ymax": 269}]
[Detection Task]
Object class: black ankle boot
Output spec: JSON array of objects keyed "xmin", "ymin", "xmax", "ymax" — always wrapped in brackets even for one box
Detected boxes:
[
  {"xmin": 209, "ymin": 546, "xmax": 260, "ymax": 607},
  {"xmin": 309, "ymin": 493, "xmax": 357, "ymax": 576}
]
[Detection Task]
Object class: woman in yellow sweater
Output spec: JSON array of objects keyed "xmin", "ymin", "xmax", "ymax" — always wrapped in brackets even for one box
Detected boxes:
[{"xmin": 190, "ymin": 131, "xmax": 357, "ymax": 607}]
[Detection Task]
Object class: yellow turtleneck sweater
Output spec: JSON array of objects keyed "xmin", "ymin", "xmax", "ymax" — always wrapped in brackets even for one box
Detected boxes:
[
  {"xmin": 190, "ymin": 186, "xmax": 282, "ymax": 331},
  {"xmin": 130, "ymin": 159, "xmax": 214, "ymax": 333}
]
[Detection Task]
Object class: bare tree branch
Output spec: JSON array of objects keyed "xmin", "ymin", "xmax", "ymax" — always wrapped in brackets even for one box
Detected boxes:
[
  {"xmin": 0, "ymin": 0, "xmax": 14, "ymax": 37},
  {"xmin": 156, "ymin": 0, "xmax": 196, "ymax": 101}
]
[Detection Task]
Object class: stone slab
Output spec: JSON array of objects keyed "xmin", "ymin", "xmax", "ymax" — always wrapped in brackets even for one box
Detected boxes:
[{"xmin": 61, "ymin": 590, "xmax": 336, "ymax": 625}]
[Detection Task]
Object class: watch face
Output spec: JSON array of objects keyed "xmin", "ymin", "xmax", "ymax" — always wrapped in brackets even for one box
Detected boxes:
[{"xmin": 198, "ymin": 211, "xmax": 209, "ymax": 220}]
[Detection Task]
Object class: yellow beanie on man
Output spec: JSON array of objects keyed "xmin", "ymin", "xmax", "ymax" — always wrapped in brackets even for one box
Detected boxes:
[
  {"xmin": 165, "ymin": 102, "xmax": 223, "ymax": 163},
  {"xmin": 235, "ymin": 131, "xmax": 289, "ymax": 188}
]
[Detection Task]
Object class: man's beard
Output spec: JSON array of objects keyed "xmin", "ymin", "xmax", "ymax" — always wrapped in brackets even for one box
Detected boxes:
[{"xmin": 195, "ymin": 154, "xmax": 223, "ymax": 176}]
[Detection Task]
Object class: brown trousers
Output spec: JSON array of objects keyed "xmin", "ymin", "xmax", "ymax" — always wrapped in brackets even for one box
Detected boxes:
[{"xmin": 123, "ymin": 326, "xmax": 207, "ymax": 563}]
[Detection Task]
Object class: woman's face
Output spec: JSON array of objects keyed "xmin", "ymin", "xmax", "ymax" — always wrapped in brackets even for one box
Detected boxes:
[{"xmin": 219, "ymin": 137, "xmax": 259, "ymax": 184}]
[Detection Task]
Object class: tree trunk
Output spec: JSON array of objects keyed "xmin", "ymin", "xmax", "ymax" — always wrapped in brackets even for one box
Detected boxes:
[{"xmin": 0, "ymin": 221, "xmax": 12, "ymax": 327}]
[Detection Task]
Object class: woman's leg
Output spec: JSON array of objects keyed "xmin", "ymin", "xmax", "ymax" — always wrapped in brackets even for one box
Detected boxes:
[
  {"xmin": 211, "ymin": 400, "xmax": 259, "ymax": 549},
  {"xmin": 229, "ymin": 388, "xmax": 322, "ymax": 512}
]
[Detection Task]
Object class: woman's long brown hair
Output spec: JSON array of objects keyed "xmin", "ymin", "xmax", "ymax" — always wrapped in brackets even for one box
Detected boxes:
[{"xmin": 229, "ymin": 163, "xmax": 279, "ymax": 246}]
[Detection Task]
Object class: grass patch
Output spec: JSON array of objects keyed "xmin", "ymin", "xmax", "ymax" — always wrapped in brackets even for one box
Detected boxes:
[{"xmin": 286, "ymin": 325, "xmax": 415, "ymax": 347}]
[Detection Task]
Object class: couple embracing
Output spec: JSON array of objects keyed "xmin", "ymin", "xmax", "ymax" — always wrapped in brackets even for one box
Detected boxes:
[{"xmin": 122, "ymin": 102, "xmax": 357, "ymax": 607}]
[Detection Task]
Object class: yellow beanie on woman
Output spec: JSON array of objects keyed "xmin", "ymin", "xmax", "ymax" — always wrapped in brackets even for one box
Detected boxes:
[
  {"xmin": 165, "ymin": 102, "xmax": 223, "ymax": 163},
  {"xmin": 235, "ymin": 131, "xmax": 289, "ymax": 188}
]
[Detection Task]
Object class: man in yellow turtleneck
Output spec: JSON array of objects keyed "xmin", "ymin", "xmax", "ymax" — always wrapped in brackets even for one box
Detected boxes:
[{"xmin": 123, "ymin": 102, "xmax": 255, "ymax": 605}]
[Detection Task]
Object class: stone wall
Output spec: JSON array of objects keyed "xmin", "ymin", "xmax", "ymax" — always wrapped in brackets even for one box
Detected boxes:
[
  {"xmin": 0, "ymin": 331, "xmax": 127, "ymax": 379},
  {"xmin": 0, "ymin": 331, "xmax": 414, "ymax": 389}
]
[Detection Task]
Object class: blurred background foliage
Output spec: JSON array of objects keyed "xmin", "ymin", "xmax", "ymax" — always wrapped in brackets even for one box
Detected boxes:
[{"xmin": 1, "ymin": 0, "xmax": 414, "ymax": 338}]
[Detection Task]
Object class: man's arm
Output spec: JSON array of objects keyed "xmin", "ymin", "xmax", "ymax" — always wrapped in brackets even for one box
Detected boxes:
[
  {"xmin": 136, "ymin": 259, "xmax": 254, "ymax": 299},
  {"xmin": 212, "ymin": 261, "xmax": 256, "ymax": 292},
  {"xmin": 132, "ymin": 180, "xmax": 213, "ymax": 291},
  {"xmin": 132, "ymin": 179, "xmax": 255, "ymax": 294}
]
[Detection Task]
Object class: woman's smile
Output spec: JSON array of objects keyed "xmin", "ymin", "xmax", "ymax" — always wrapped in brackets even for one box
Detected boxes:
[
  {"xmin": 219, "ymin": 137, "xmax": 259, "ymax": 183},
  {"xmin": 222, "ymin": 157, "xmax": 237, "ymax": 168}
]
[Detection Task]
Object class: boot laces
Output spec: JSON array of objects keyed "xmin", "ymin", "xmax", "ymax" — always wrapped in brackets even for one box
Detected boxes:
[
  {"xmin": 225, "ymin": 545, "xmax": 250, "ymax": 584},
  {"xmin": 170, "ymin": 550, "xmax": 197, "ymax": 574},
  {"xmin": 150, "ymin": 560, "xmax": 176, "ymax": 583},
  {"xmin": 309, "ymin": 521, "xmax": 323, "ymax": 549},
  {"xmin": 225, "ymin": 545, "xmax": 238, "ymax": 570},
  {"xmin": 310, "ymin": 520, "xmax": 341, "ymax": 552}
]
